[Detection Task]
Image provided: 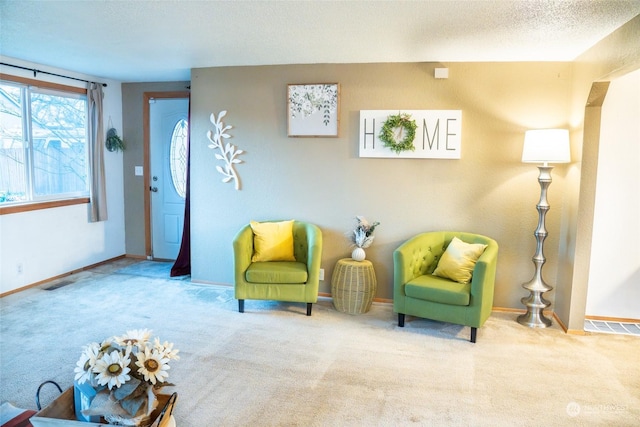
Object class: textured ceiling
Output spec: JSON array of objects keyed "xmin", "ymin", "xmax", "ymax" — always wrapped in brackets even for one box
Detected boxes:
[{"xmin": 1, "ymin": 1, "xmax": 639, "ymax": 82}]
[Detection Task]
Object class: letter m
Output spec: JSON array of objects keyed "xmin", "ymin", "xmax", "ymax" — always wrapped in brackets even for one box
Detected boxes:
[{"xmin": 424, "ymin": 119, "xmax": 440, "ymax": 150}]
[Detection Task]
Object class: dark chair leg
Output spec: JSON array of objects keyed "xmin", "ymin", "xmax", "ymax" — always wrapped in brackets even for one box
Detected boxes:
[
  {"xmin": 306, "ymin": 303, "xmax": 312, "ymax": 316},
  {"xmin": 398, "ymin": 313, "xmax": 405, "ymax": 327},
  {"xmin": 238, "ymin": 299, "xmax": 244, "ymax": 313},
  {"xmin": 470, "ymin": 327, "xmax": 477, "ymax": 343}
]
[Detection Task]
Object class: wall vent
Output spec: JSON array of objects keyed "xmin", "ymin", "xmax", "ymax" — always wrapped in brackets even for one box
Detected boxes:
[{"xmin": 45, "ymin": 280, "xmax": 74, "ymax": 291}]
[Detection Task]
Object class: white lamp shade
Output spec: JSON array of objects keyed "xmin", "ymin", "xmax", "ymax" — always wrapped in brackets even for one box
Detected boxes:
[{"xmin": 522, "ymin": 129, "xmax": 571, "ymax": 164}]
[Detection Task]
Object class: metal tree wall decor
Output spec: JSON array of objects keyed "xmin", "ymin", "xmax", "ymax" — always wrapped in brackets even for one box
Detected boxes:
[{"xmin": 206, "ymin": 110, "xmax": 244, "ymax": 190}]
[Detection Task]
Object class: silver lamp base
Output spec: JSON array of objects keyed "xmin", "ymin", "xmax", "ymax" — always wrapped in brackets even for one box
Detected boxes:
[
  {"xmin": 517, "ymin": 278, "xmax": 553, "ymax": 328},
  {"xmin": 517, "ymin": 304, "xmax": 552, "ymax": 328},
  {"xmin": 518, "ymin": 165, "xmax": 554, "ymax": 329}
]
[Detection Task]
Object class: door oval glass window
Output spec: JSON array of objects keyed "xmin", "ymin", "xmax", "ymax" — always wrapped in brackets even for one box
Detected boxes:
[{"xmin": 170, "ymin": 118, "xmax": 188, "ymax": 199}]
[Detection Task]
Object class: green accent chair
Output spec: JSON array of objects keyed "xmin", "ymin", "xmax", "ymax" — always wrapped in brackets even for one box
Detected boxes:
[
  {"xmin": 393, "ymin": 231, "xmax": 498, "ymax": 343},
  {"xmin": 233, "ymin": 221, "xmax": 323, "ymax": 316}
]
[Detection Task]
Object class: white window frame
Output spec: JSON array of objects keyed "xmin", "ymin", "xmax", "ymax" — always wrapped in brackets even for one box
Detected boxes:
[{"xmin": 0, "ymin": 75, "xmax": 90, "ymax": 212}]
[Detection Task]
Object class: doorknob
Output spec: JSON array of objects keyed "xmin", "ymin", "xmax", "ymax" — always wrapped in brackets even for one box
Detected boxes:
[
  {"xmin": 152, "ymin": 176, "xmax": 158, "ymax": 181},
  {"xmin": 150, "ymin": 186, "xmax": 158, "ymax": 192}
]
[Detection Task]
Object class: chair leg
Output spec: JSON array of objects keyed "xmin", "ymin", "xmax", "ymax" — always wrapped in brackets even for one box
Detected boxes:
[
  {"xmin": 306, "ymin": 303, "xmax": 312, "ymax": 316},
  {"xmin": 470, "ymin": 327, "xmax": 477, "ymax": 343},
  {"xmin": 398, "ymin": 313, "xmax": 405, "ymax": 327},
  {"xmin": 238, "ymin": 299, "xmax": 244, "ymax": 313}
]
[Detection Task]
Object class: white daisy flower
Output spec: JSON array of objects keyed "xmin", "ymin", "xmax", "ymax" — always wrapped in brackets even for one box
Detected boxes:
[
  {"xmin": 135, "ymin": 347, "xmax": 170, "ymax": 385},
  {"xmin": 100, "ymin": 337, "xmax": 115, "ymax": 350},
  {"xmin": 74, "ymin": 342, "xmax": 101, "ymax": 384},
  {"xmin": 114, "ymin": 329, "xmax": 152, "ymax": 350},
  {"xmin": 93, "ymin": 350, "xmax": 131, "ymax": 389},
  {"xmin": 153, "ymin": 338, "xmax": 180, "ymax": 360}
]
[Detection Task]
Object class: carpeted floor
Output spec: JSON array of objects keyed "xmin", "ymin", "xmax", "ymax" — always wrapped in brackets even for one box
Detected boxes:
[{"xmin": 1, "ymin": 259, "xmax": 638, "ymax": 426}]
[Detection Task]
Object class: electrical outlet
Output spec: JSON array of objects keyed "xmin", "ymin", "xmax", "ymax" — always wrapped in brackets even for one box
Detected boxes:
[
  {"xmin": 16, "ymin": 263, "xmax": 23, "ymax": 274},
  {"xmin": 319, "ymin": 268, "xmax": 325, "ymax": 280}
]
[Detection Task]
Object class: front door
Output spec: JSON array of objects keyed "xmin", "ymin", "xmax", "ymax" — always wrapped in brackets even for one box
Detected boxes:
[{"xmin": 150, "ymin": 98, "xmax": 189, "ymax": 260}]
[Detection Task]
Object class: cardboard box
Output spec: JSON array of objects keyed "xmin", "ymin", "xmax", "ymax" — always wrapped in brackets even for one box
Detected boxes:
[{"xmin": 30, "ymin": 388, "xmax": 176, "ymax": 427}]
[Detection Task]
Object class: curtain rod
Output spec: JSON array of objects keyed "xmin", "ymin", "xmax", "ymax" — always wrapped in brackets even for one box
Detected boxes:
[{"xmin": 0, "ymin": 62, "xmax": 108, "ymax": 87}]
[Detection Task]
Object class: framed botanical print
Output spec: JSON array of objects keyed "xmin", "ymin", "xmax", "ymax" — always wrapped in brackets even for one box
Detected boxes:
[{"xmin": 287, "ymin": 83, "xmax": 340, "ymax": 137}]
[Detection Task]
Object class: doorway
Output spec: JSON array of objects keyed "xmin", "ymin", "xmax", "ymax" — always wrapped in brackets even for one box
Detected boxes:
[
  {"xmin": 143, "ymin": 91, "xmax": 190, "ymax": 260},
  {"xmin": 585, "ymin": 68, "xmax": 640, "ymax": 324}
]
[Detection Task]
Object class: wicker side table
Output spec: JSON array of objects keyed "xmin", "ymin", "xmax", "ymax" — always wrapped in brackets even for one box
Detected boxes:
[{"xmin": 331, "ymin": 258, "xmax": 377, "ymax": 314}]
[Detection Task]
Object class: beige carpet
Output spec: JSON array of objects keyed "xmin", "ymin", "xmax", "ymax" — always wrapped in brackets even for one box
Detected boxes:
[{"xmin": 1, "ymin": 259, "xmax": 638, "ymax": 426}]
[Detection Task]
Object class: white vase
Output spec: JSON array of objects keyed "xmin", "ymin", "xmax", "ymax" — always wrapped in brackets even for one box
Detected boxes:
[{"xmin": 351, "ymin": 247, "xmax": 366, "ymax": 261}]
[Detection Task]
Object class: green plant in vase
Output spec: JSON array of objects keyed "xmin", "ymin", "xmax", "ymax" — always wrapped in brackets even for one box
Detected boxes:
[{"xmin": 106, "ymin": 128, "xmax": 126, "ymax": 152}]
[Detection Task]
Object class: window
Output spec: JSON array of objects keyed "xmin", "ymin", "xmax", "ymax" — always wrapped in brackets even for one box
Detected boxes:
[
  {"xmin": 0, "ymin": 79, "xmax": 89, "ymax": 205},
  {"xmin": 170, "ymin": 118, "xmax": 188, "ymax": 199}
]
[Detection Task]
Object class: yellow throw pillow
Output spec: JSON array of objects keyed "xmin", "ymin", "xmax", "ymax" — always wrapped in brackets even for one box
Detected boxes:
[
  {"xmin": 432, "ymin": 237, "xmax": 487, "ymax": 284},
  {"xmin": 250, "ymin": 220, "xmax": 296, "ymax": 262}
]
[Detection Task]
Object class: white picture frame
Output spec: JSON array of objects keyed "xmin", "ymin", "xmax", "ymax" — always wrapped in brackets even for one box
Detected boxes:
[{"xmin": 287, "ymin": 83, "xmax": 340, "ymax": 137}]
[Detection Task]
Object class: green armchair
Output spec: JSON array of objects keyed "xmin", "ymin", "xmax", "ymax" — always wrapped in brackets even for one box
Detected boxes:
[
  {"xmin": 233, "ymin": 220, "xmax": 323, "ymax": 316},
  {"xmin": 393, "ymin": 231, "xmax": 498, "ymax": 343}
]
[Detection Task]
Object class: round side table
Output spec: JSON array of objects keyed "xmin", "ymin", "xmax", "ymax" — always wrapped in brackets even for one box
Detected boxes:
[{"xmin": 331, "ymin": 258, "xmax": 377, "ymax": 314}]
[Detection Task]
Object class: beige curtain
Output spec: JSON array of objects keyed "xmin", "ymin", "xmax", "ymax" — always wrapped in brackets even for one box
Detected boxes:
[{"xmin": 87, "ymin": 83, "xmax": 108, "ymax": 222}]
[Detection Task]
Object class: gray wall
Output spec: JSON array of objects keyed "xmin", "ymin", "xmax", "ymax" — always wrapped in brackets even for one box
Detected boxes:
[
  {"xmin": 189, "ymin": 62, "xmax": 573, "ymax": 308},
  {"xmin": 118, "ymin": 15, "xmax": 639, "ymax": 320}
]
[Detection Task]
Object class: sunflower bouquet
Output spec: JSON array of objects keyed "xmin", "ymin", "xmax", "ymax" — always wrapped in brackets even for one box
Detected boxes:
[{"xmin": 73, "ymin": 329, "xmax": 179, "ymax": 425}]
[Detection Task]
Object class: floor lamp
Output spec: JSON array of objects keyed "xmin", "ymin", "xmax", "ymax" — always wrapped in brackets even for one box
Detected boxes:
[{"xmin": 518, "ymin": 129, "xmax": 571, "ymax": 328}]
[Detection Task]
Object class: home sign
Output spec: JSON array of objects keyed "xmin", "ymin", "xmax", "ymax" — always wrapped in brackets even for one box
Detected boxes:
[{"xmin": 359, "ymin": 110, "xmax": 462, "ymax": 159}]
